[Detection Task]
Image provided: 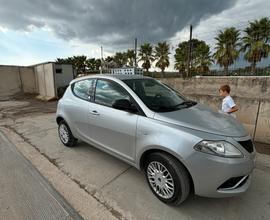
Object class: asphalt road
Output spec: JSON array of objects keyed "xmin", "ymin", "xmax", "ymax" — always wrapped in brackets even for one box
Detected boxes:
[
  {"xmin": 1, "ymin": 113, "xmax": 269, "ymax": 220},
  {"xmin": 0, "ymin": 131, "xmax": 83, "ymax": 220}
]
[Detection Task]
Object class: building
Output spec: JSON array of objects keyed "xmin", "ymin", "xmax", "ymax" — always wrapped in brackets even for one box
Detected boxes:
[
  {"xmin": 0, "ymin": 62, "xmax": 76, "ymax": 100},
  {"xmin": 32, "ymin": 62, "xmax": 76, "ymax": 99}
]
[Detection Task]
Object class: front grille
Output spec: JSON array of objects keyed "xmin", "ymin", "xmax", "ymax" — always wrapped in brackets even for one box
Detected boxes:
[
  {"xmin": 218, "ymin": 176, "xmax": 248, "ymax": 190},
  {"xmin": 238, "ymin": 140, "xmax": 254, "ymax": 153}
]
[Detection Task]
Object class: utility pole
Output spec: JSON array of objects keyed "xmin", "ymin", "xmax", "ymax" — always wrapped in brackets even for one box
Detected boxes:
[
  {"xmin": 100, "ymin": 46, "xmax": 103, "ymax": 74},
  {"xmin": 187, "ymin": 25, "xmax": 192, "ymax": 77},
  {"xmin": 134, "ymin": 38, "xmax": 138, "ymax": 72}
]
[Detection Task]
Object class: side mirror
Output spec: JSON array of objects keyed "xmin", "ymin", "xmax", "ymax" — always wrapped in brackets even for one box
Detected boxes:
[{"xmin": 112, "ymin": 99, "xmax": 137, "ymax": 113}]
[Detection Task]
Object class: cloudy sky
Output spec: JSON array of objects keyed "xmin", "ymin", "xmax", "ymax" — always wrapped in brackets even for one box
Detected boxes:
[{"xmin": 0, "ymin": 0, "xmax": 269, "ymax": 69}]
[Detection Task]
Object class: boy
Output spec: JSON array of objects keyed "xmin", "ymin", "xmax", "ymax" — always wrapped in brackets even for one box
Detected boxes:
[{"xmin": 219, "ymin": 85, "xmax": 238, "ymax": 118}]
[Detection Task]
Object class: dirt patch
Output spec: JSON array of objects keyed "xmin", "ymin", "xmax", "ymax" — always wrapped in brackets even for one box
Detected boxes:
[
  {"xmin": 0, "ymin": 93, "xmax": 57, "ymax": 119},
  {"xmin": 256, "ymin": 142, "xmax": 270, "ymax": 155}
]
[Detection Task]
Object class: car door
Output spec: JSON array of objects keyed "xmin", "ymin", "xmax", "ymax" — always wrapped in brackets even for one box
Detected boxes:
[
  {"xmin": 69, "ymin": 78, "xmax": 96, "ymax": 139},
  {"xmin": 88, "ymin": 79, "xmax": 138, "ymax": 162}
]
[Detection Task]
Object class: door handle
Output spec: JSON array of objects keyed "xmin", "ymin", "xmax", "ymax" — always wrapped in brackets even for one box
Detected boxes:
[{"xmin": 90, "ymin": 110, "xmax": 100, "ymax": 115}]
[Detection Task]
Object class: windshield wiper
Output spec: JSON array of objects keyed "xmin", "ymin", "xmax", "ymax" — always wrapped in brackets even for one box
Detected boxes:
[
  {"xmin": 172, "ymin": 100, "xmax": 197, "ymax": 108},
  {"xmin": 151, "ymin": 100, "xmax": 197, "ymax": 112},
  {"xmin": 152, "ymin": 106, "xmax": 177, "ymax": 112}
]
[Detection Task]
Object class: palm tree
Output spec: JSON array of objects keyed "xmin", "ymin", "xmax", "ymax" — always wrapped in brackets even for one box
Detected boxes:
[
  {"xmin": 126, "ymin": 49, "xmax": 135, "ymax": 67},
  {"xmin": 242, "ymin": 17, "xmax": 270, "ymax": 73},
  {"xmin": 105, "ymin": 56, "xmax": 114, "ymax": 63},
  {"xmin": 103, "ymin": 56, "xmax": 116, "ymax": 69},
  {"xmin": 213, "ymin": 27, "xmax": 241, "ymax": 74},
  {"xmin": 56, "ymin": 56, "xmax": 87, "ymax": 74},
  {"xmin": 138, "ymin": 43, "xmax": 155, "ymax": 72},
  {"xmin": 86, "ymin": 58, "xmax": 96, "ymax": 71},
  {"xmin": 195, "ymin": 43, "xmax": 213, "ymax": 74},
  {"xmin": 154, "ymin": 41, "xmax": 170, "ymax": 76},
  {"xmin": 112, "ymin": 52, "xmax": 128, "ymax": 68},
  {"xmin": 174, "ymin": 39, "xmax": 212, "ymax": 76},
  {"xmin": 56, "ymin": 57, "xmax": 75, "ymax": 65},
  {"xmin": 72, "ymin": 55, "xmax": 87, "ymax": 74},
  {"xmin": 95, "ymin": 58, "xmax": 102, "ymax": 71},
  {"xmin": 85, "ymin": 58, "xmax": 101, "ymax": 71},
  {"xmin": 174, "ymin": 42, "xmax": 188, "ymax": 75}
]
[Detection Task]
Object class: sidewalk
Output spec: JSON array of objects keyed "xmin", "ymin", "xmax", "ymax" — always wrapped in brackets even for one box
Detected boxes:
[{"xmin": 0, "ymin": 131, "xmax": 82, "ymax": 220}]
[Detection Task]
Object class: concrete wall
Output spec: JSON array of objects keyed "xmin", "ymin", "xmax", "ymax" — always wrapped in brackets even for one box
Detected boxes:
[
  {"xmin": 160, "ymin": 76, "xmax": 270, "ymax": 144},
  {"xmin": 54, "ymin": 64, "xmax": 74, "ymax": 88},
  {"xmin": 0, "ymin": 62, "xmax": 73, "ymax": 99},
  {"xmin": 35, "ymin": 65, "xmax": 46, "ymax": 97},
  {"xmin": 43, "ymin": 63, "xmax": 55, "ymax": 98},
  {"xmin": 34, "ymin": 63, "xmax": 56, "ymax": 98},
  {"xmin": 0, "ymin": 63, "xmax": 74, "ymax": 99},
  {"xmin": 19, "ymin": 67, "xmax": 36, "ymax": 93},
  {"xmin": 0, "ymin": 65, "xmax": 36, "ymax": 96},
  {"xmin": 0, "ymin": 66, "xmax": 21, "ymax": 96}
]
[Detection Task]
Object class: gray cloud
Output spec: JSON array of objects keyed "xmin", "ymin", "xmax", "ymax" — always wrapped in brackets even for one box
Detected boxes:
[{"xmin": 0, "ymin": 0, "xmax": 237, "ymax": 49}]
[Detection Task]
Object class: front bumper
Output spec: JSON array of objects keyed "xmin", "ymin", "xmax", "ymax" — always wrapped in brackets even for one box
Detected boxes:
[{"xmin": 186, "ymin": 148, "xmax": 255, "ymax": 198}]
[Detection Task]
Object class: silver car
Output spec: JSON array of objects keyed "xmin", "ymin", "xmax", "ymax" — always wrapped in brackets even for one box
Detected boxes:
[{"xmin": 56, "ymin": 74, "xmax": 255, "ymax": 205}]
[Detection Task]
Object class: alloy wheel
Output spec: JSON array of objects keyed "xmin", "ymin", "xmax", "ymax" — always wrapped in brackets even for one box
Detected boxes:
[
  {"xmin": 147, "ymin": 161, "xmax": 175, "ymax": 199},
  {"xmin": 59, "ymin": 123, "xmax": 69, "ymax": 144}
]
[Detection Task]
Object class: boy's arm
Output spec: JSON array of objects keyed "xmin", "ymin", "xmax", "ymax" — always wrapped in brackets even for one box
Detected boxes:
[
  {"xmin": 227, "ymin": 97, "xmax": 238, "ymax": 114},
  {"xmin": 228, "ymin": 106, "xmax": 238, "ymax": 114}
]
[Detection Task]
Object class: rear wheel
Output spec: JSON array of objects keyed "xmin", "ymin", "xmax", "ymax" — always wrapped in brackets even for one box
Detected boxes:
[
  {"xmin": 58, "ymin": 121, "xmax": 77, "ymax": 147},
  {"xmin": 145, "ymin": 152, "xmax": 190, "ymax": 205}
]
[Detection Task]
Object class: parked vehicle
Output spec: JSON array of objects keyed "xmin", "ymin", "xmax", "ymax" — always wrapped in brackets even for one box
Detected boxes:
[{"xmin": 56, "ymin": 74, "xmax": 255, "ymax": 205}]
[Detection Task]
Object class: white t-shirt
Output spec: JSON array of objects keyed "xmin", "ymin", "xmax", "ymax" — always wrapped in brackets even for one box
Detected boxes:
[{"xmin": 221, "ymin": 95, "xmax": 236, "ymax": 118}]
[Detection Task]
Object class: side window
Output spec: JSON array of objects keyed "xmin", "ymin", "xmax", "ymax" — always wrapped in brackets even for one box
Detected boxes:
[
  {"xmin": 72, "ymin": 79, "xmax": 95, "ymax": 100},
  {"xmin": 95, "ymin": 79, "xmax": 130, "ymax": 107}
]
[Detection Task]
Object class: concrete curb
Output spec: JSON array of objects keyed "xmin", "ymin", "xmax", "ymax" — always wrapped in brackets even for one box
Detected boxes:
[
  {"xmin": 0, "ymin": 130, "xmax": 84, "ymax": 220},
  {"xmin": 0, "ymin": 126, "xmax": 119, "ymax": 220}
]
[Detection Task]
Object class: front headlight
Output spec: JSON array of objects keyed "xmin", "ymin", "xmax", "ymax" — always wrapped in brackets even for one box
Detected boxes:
[{"xmin": 194, "ymin": 140, "xmax": 243, "ymax": 158}]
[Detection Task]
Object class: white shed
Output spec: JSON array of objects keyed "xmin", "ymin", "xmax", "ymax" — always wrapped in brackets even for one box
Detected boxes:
[{"xmin": 33, "ymin": 62, "xmax": 75, "ymax": 99}]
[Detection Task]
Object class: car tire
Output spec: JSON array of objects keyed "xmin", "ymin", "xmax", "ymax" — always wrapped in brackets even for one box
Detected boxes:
[
  {"xmin": 58, "ymin": 120, "xmax": 77, "ymax": 147},
  {"xmin": 145, "ymin": 152, "xmax": 190, "ymax": 205}
]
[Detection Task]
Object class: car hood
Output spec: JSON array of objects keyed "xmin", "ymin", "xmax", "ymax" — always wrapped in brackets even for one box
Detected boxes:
[{"xmin": 153, "ymin": 103, "xmax": 247, "ymax": 137}]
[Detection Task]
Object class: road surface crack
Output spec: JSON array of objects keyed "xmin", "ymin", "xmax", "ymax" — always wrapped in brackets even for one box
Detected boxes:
[{"xmin": 100, "ymin": 166, "xmax": 132, "ymax": 190}]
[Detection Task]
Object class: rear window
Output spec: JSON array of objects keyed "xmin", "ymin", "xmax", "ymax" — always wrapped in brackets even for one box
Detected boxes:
[{"xmin": 72, "ymin": 79, "xmax": 95, "ymax": 100}]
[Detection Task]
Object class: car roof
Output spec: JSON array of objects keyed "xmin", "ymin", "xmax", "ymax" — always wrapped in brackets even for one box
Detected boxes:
[{"xmin": 70, "ymin": 74, "xmax": 151, "ymax": 84}]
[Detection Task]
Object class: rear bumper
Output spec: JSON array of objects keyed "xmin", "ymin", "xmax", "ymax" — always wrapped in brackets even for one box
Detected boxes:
[{"xmin": 186, "ymin": 151, "xmax": 255, "ymax": 198}]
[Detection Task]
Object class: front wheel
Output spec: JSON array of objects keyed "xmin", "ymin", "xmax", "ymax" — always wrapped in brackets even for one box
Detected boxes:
[
  {"xmin": 58, "ymin": 121, "xmax": 77, "ymax": 147},
  {"xmin": 145, "ymin": 152, "xmax": 191, "ymax": 205}
]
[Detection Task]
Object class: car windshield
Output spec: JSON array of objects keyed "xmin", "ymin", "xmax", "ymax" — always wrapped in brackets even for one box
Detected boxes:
[{"xmin": 123, "ymin": 78, "xmax": 196, "ymax": 112}]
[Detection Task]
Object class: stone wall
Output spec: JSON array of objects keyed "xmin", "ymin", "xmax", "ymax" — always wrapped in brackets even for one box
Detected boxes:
[
  {"xmin": 160, "ymin": 76, "xmax": 270, "ymax": 144},
  {"xmin": 0, "ymin": 65, "xmax": 36, "ymax": 96}
]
